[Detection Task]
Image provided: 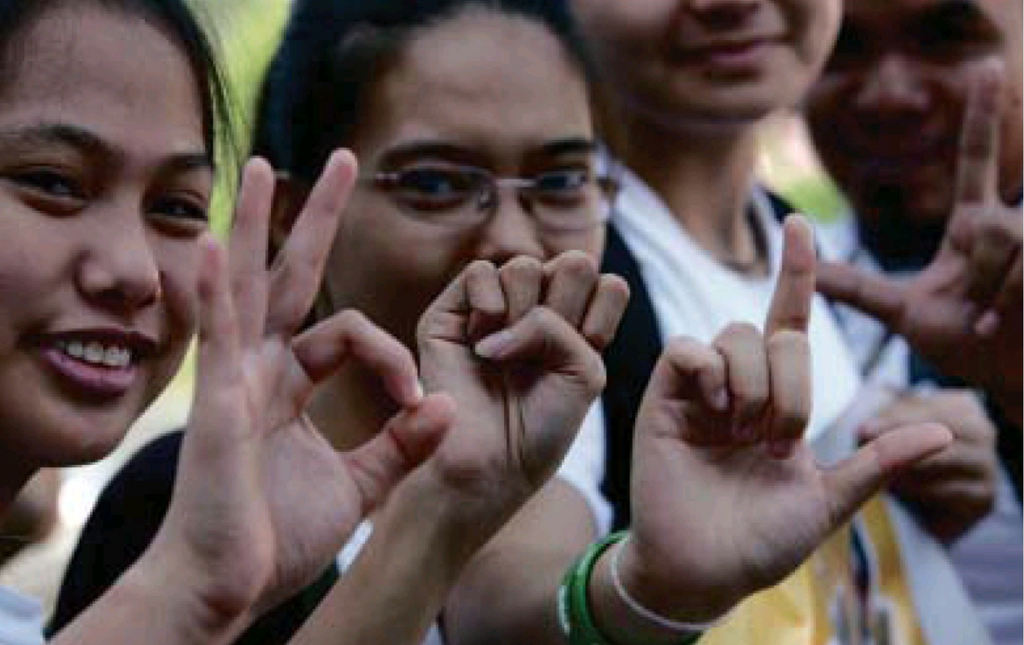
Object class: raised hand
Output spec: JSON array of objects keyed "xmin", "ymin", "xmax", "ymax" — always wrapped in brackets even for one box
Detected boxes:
[
  {"xmin": 414, "ymin": 252, "xmax": 628, "ymax": 531},
  {"xmin": 817, "ymin": 64, "xmax": 1023, "ymax": 422},
  {"xmin": 620, "ymin": 216, "xmax": 953, "ymax": 623},
  {"xmin": 859, "ymin": 389, "xmax": 998, "ymax": 543},
  {"xmin": 139, "ymin": 152, "xmax": 453, "ymax": 625}
]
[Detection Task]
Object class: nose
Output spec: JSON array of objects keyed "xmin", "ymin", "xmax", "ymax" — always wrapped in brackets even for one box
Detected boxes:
[
  {"xmin": 854, "ymin": 53, "xmax": 930, "ymax": 114},
  {"xmin": 474, "ymin": 189, "xmax": 545, "ymax": 266},
  {"xmin": 77, "ymin": 205, "xmax": 161, "ymax": 315}
]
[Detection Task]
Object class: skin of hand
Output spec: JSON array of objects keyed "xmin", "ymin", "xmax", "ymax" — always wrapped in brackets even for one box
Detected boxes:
[
  {"xmin": 54, "ymin": 151, "xmax": 455, "ymax": 645},
  {"xmin": 413, "ymin": 251, "xmax": 629, "ymax": 538},
  {"xmin": 860, "ymin": 388, "xmax": 998, "ymax": 544},
  {"xmin": 284, "ymin": 254, "xmax": 628, "ymax": 645},
  {"xmin": 603, "ymin": 216, "xmax": 953, "ymax": 629},
  {"xmin": 817, "ymin": 63, "xmax": 1023, "ymax": 425}
]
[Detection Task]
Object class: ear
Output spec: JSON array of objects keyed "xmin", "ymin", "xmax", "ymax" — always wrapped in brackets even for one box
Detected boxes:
[{"xmin": 269, "ymin": 171, "xmax": 312, "ymax": 257}]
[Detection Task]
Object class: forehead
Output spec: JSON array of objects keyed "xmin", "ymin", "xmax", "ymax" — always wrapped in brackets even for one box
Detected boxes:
[
  {"xmin": 356, "ymin": 9, "xmax": 593, "ymax": 157},
  {"xmin": 0, "ymin": 4, "xmax": 206, "ymax": 157}
]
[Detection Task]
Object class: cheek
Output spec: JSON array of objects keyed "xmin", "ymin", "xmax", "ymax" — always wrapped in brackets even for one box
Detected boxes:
[{"xmin": 327, "ymin": 215, "xmax": 461, "ymax": 340}]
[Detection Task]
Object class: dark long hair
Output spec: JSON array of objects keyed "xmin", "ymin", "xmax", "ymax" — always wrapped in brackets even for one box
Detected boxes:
[
  {"xmin": 0, "ymin": 0, "xmax": 232, "ymax": 168},
  {"xmin": 255, "ymin": 0, "xmax": 608, "ymax": 186}
]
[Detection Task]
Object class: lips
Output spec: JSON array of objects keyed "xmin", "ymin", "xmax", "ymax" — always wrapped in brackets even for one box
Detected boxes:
[
  {"xmin": 35, "ymin": 329, "xmax": 157, "ymax": 399},
  {"xmin": 671, "ymin": 36, "xmax": 783, "ymax": 70}
]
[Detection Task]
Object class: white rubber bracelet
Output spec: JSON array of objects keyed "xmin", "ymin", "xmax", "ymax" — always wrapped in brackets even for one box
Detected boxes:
[{"xmin": 610, "ymin": 536, "xmax": 727, "ymax": 635}]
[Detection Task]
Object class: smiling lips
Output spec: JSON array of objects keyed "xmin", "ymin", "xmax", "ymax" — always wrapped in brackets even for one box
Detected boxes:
[
  {"xmin": 39, "ymin": 330, "xmax": 156, "ymax": 399},
  {"xmin": 673, "ymin": 36, "xmax": 783, "ymax": 71}
]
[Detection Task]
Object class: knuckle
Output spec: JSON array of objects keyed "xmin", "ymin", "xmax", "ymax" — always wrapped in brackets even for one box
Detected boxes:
[
  {"xmin": 601, "ymin": 274, "xmax": 631, "ymax": 304},
  {"xmin": 665, "ymin": 335, "xmax": 705, "ymax": 362},
  {"xmin": 501, "ymin": 255, "xmax": 544, "ymax": 281},
  {"xmin": 555, "ymin": 251, "xmax": 599, "ymax": 282},
  {"xmin": 718, "ymin": 321, "xmax": 761, "ymax": 345},
  {"xmin": 766, "ymin": 330, "xmax": 808, "ymax": 356}
]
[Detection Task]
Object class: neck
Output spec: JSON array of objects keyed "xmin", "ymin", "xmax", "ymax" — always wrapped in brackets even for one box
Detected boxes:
[
  {"xmin": 308, "ymin": 362, "xmax": 399, "ymax": 452},
  {"xmin": 622, "ymin": 116, "xmax": 766, "ymax": 273}
]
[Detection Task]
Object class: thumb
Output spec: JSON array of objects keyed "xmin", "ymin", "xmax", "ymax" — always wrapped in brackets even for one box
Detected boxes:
[
  {"xmin": 816, "ymin": 260, "xmax": 907, "ymax": 330},
  {"xmin": 341, "ymin": 393, "xmax": 455, "ymax": 516},
  {"xmin": 822, "ymin": 422, "xmax": 952, "ymax": 527}
]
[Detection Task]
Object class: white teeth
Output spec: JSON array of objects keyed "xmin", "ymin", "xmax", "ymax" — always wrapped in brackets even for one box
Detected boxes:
[
  {"xmin": 68, "ymin": 341, "xmax": 85, "ymax": 359},
  {"xmin": 58, "ymin": 340, "xmax": 132, "ymax": 368},
  {"xmin": 85, "ymin": 342, "xmax": 104, "ymax": 363}
]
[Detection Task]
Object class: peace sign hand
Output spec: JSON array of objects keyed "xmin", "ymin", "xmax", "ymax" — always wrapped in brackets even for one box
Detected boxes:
[
  {"xmin": 141, "ymin": 152, "xmax": 453, "ymax": 626},
  {"xmin": 621, "ymin": 216, "xmax": 953, "ymax": 623},
  {"xmin": 817, "ymin": 61, "xmax": 1022, "ymax": 421}
]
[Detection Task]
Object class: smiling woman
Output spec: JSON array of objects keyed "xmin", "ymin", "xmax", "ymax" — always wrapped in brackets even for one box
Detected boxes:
[{"xmin": 0, "ymin": 1, "xmax": 455, "ymax": 644}]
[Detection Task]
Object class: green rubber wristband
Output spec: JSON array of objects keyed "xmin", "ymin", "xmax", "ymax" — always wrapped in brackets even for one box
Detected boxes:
[{"xmin": 557, "ymin": 531, "xmax": 703, "ymax": 645}]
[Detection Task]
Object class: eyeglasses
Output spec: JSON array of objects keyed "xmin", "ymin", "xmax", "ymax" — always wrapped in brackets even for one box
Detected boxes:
[{"xmin": 366, "ymin": 165, "xmax": 618, "ymax": 232}]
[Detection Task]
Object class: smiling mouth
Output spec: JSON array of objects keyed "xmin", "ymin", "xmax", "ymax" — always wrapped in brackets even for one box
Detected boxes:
[
  {"xmin": 671, "ymin": 37, "xmax": 782, "ymax": 69},
  {"xmin": 37, "ymin": 331, "xmax": 157, "ymax": 400}
]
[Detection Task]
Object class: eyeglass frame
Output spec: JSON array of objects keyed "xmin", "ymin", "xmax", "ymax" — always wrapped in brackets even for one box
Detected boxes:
[{"xmin": 363, "ymin": 164, "xmax": 620, "ymax": 232}]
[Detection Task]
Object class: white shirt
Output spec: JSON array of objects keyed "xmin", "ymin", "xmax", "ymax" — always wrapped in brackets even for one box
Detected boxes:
[
  {"xmin": 0, "ymin": 586, "xmax": 44, "ymax": 645},
  {"xmin": 605, "ymin": 167, "xmax": 862, "ymax": 448}
]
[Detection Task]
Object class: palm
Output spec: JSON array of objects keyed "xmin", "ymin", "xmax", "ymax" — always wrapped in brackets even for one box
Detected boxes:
[
  {"xmin": 623, "ymin": 217, "xmax": 951, "ymax": 620},
  {"xmin": 154, "ymin": 154, "xmax": 449, "ymax": 617},
  {"xmin": 634, "ymin": 419, "xmax": 834, "ymax": 597}
]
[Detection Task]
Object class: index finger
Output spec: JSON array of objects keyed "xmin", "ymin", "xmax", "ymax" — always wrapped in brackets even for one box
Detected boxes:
[
  {"xmin": 266, "ymin": 149, "xmax": 358, "ymax": 334},
  {"xmin": 765, "ymin": 215, "xmax": 816, "ymax": 336},
  {"xmin": 953, "ymin": 60, "xmax": 1003, "ymax": 210}
]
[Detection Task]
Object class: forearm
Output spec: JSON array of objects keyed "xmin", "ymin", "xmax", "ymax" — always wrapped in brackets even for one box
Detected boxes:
[
  {"xmin": 444, "ymin": 479, "xmax": 597, "ymax": 645},
  {"xmin": 288, "ymin": 475, "xmax": 494, "ymax": 645},
  {"xmin": 50, "ymin": 554, "xmax": 249, "ymax": 645}
]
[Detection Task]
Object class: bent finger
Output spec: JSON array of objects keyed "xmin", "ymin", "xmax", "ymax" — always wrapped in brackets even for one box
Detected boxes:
[
  {"xmin": 342, "ymin": 393, "xmax": 455, "ymax": 516},
  {"xmin": 292, "ymin": 309, "xmax": 423, "ymax": 408},
  {"xmin": 580, "ymin": 274, "xmax": 630, "ymax": 352}
]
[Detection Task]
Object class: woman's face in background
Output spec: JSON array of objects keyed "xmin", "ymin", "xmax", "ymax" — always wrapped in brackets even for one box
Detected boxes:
[
  {"xmin": 323, "ymin": 8, "xmax": 604, "ymax": 348},
  {"xmin": 572, "ymin": 0, "xmax": 841, "ymax": 131}
]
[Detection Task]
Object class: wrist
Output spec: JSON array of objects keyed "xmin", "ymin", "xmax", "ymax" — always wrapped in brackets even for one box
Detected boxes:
[
  {"xmin": 113, "ymin": 553, "xmax": 252, "ymax": 642},
  {"xmin": 589, "ymin": 534, "xmax": 731, "ymax": 644},
  {"xmin": 559, "ymin": 532, "xmax": 720, "ymax": 645},
  {"xmin": 132, "ymin": 544, "xmax": 256, "ymax": 633}
]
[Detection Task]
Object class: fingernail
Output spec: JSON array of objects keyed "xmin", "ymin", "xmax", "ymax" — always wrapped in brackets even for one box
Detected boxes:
[
  {"xmin": 475, "ymin": 330, "xmax": 513, "ymax": 359},
  {"xmin": 710, "ymin": 387, "xmax": 730, "ymax": 412},
  {"xmin": 412, "ymin": 379, "xmax": 425, "ymax": 402},
  {"xmin": 974, "ymin": 310, "xmax": 1000, "ymax": 337},
  {"xmin": 769, "ymin": 439, "xmax": 796, "ymax": 458}
]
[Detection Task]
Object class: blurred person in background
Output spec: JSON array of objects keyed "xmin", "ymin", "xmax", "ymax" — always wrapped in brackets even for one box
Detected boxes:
[{"xmin": 805, "ymin": 2, "xmax": 1023, "ymax": 644}]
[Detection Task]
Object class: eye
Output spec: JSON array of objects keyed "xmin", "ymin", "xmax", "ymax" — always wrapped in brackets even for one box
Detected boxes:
[
  {"xmin": 824, "ymin": 23, "xmax": 870, "ymax": 73},
  {"xmin": 912, "ymin": 7, "xmax": 1002, "ymax": 62},
  {"xmin": 9, "ymin": 168, "xmax": 85, "ymax": 200},
  {"xmin": 147, "ymin": 194, "xmax": 209, "ymax": 234},
  {"xmin": 531, "ymin": 168, "xmax": 592, "ymax": 206},
  {"xmin": 382, "ymin": 167, "xmax": 483, "ymax": 212}
]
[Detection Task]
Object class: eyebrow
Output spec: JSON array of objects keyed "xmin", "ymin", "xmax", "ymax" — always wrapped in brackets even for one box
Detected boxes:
[
  {"xmin": 377, "ymin": 137, "xmax": 600, "ymax": 167},
  {"xmin": 915, "ymin": 0, "xmax": 1000, "ymax": 35},
  {"xmin": 0, "ymin": 122, "xmax": 214, "ymax": 173}
]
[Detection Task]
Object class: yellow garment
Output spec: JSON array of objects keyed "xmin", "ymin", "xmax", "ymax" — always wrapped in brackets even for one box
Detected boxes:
[{"xmin": 702, "ymin": 497, "xmax": 926, "ymax": 645}]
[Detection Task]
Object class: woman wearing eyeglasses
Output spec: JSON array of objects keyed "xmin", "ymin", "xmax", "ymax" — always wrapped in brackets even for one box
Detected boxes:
[{"xmin": 51, "ymin": 1, "xmax": 951, "ymax": 645}]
